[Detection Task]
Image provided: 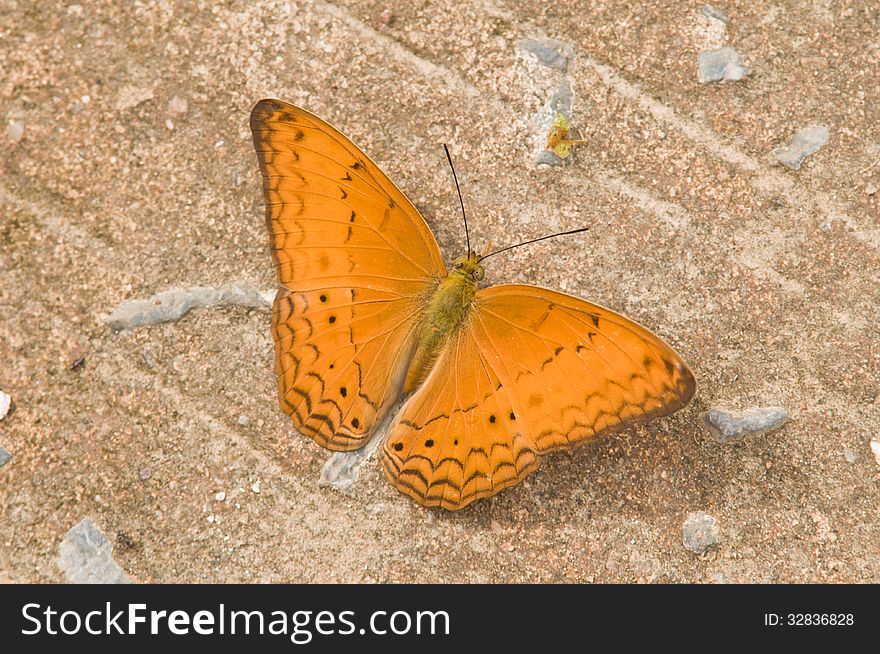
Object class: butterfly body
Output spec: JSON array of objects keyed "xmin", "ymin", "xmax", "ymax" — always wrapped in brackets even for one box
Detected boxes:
[
  {"xmin": 251, "ymin": 99, "xmax": 696, "ymax": 510},
  {"xmin": 405, "ymin": 253, "xmax": 483, "ymax": 393}
]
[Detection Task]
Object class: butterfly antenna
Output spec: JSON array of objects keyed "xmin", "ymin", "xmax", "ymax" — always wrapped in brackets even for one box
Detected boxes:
[
  {"xmin": 478, "ymin": 227, "xmax": 590, "ymax": 262},
  {"xmin": 443, "ymin": 143, "xmax": 471, "ymax": 256}
]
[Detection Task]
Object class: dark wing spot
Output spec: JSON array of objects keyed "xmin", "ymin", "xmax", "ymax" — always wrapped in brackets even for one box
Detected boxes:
[
  {"xmin": 425, "ymin": 439, "xmax": 434, "ymax": 448},
  {"xmin": 319, "ymin": 294, "xmax": 327, "ymax": 303},
  {"xmin": 329, "ymin": 363, "xmax": 335, "ymax": 369},
  {"xmin": 393, "ymin": 442, "xmax": 403, "ymax": 452},
  {"xmin": 351, "ymin": 418, "xmax": 360, "ymax": 428},
  {"xmin": 349, "ymin": 211, "xmax": 356, "ymax": 223},
  {"xmin": 509, "ymin": 412, "xmax": 517, "ymax": 421},
  {"xmin": 489, "ymin": 414, "xmax": 496, "ymax": 424},
  {"xmin": 453, "ymin": 439, "xmax": 459, "ymax": 445},
  {"xmin": 329, "ymin": 315, "xmax": 336, "ymax": 324},
  {"xmin": 340, "ymin": 386, "xmax": 347, "ymax": 397}
]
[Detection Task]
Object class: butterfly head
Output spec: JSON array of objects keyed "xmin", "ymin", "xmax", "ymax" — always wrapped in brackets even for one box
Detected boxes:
[{"xmin": 451, "ymin": 252, "xmax": 485, "ymax": 282}]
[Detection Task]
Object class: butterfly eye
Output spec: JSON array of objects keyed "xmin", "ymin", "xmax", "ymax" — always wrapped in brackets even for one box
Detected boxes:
[{"xmin": 472, "ymin": 268, "xmax": 484, "ymax": 281}]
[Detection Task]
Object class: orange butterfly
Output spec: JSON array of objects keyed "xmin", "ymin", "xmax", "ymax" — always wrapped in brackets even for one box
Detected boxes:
[{"xmin": 250, "ymin": 99, "xmax": 696, "ymax": 510}]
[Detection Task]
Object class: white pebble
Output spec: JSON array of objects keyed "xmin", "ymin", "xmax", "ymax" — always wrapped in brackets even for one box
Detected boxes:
[
  {"xmin": 870, "ymin": 439, "xmax": 880, "ymax": 467},
  {"xmin": 214, "ymin": 491, "xmax": 226, "ymax": 501},
  {"xmin": 165, "ymin": 118, "xmax": 174, "ymax": 130},
  {"xmin": 7, "ymin": 121, "xmax": 24, "ymax": 143},
  {"xmin": 0, "ymin": 390, "xmax": 10, "ymax": 420},
  {"xmin": 167, "ymin": 95, "xmax": 188, "ymax": 115},
  {"xmin": 251, "ymin": 481, "xmax": 261, "ymax": 494}
]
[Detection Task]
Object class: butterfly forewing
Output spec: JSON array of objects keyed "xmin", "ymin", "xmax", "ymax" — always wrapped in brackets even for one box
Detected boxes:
[{"xmin": 251, "ymin": 99, "xmax": 446, "ymax": 449}]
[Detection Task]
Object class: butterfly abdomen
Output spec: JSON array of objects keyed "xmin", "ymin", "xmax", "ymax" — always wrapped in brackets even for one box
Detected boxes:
[{"xmin": 404, "ymin": 266, "xmax": 477, "ymax": 393}]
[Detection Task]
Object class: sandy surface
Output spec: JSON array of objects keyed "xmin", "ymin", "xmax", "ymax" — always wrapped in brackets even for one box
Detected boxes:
[{"xmin": 1, "ymin": 1, "xmax": 878, "ymax": 583}]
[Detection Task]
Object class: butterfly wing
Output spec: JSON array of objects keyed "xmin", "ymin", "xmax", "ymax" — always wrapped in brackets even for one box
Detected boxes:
[
  {"xmin": 251, "ymin": 99, "xmax": 446, "ymax": 450},
  {"xmin": 380, "ymin": 284, "xmax": 695, "ymax": 509}
]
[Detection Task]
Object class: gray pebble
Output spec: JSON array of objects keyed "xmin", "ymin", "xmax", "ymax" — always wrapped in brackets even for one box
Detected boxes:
[
  {"xmin": 701, "ymin": 4, "xmax": 729, "ymax": 24},
  {"xmin": 842, "ymin": 448, "xmax": 857, "ymax": 464},
  {"xmin": 702, "ymin": 406, "xmax": 790, "ymax": 443},
  {"xmin": 105, "ymin": 283, "xmax": 272, "ymax": 331},
  {"xmin": 0, "ymin": 447, "xmax": 11, "ymax": 468},
  {"xmin": 319, "ymin": 431, "xmax": 384, "ymax": 490},
  {"xmin": 57, "ymin": 518, "xmax": 133, "ymax": 584},
  {"xmin": 683, "ymin": 511, "xmax": 721, "ymax": 554},
  {"xmin": 698, "ymin": 47, "xmax": 749, "ymax": 83},
  {"xmin": 141, "ymin": 347, "xmax": 157, "ymax": 369},
  {"xmin": 518, "ymin": 38, "xmax": 573, "ymax": 73},
  {"xmin": 7, "ymin": 120, "xmax": 24, "ymax": 143},
  {"xmin": 237, "ymin": 415, "xmax": 250, "ymax": 426},
  {"xmin": 774, "ymin": 125, "xmax": 829, "ymax": 170},
  {"xmin": 534, "ymin": 79, "xmax": 573, "ymax": 168},
  {"xmin": 138, "ymin": 467, "xmax": 152, "ymax": 480}
]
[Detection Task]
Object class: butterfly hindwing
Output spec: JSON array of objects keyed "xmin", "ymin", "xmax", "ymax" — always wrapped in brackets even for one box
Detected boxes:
[
  {"xmin": 380, "ymin": 284, "xmax": 695, "ymax": 509},
  {"xmin": 471, "ymin": 285, "xmax": 695, "ymax": 453},
  {"xmin": 252, "ymin": 99, "xmax": 446, "ymax": 448},
  {"xmin": 380, "ymin": 325, "xmax": 540, "ymax": 510}
]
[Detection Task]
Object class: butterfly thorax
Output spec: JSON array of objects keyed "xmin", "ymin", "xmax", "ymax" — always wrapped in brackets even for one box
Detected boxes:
[{"xmin": 403, "ymin": 254, "xmax": 484, "ymax": 393}]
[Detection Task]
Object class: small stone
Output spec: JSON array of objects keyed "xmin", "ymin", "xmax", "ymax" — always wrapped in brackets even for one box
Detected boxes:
[
  {"xmin": 775, "ymin": 125, "xmax": 829, "ymax": 170},
  {"xmin": 138, "ymin": 467, "xmax": 152, "ymax": 480},
  {"xmin": 870, "ymin": 438, "xmax": 880, "ymax": 467},
  {"xmin": 167, "ymin": 95, "xmax": 188, "ymax": 116},
  {"xmin": 683, "ymin": 511, "xmax": 721, "ymax": 554},
  {"xmin": 115, "ymin": 84, "xmax": 154, "ymax": 111},
  {"xmin": 518, "ymin": 38, "xmax": 574, "ymax": 72},
  {"xmin": 0, "ymin": 390, "xmax": 10, "ymax": 420},
  {"xmin": 141, "ymin": 348, "xmax": 157, "ymax": 369},
  {"xmin": 534, "ymin": 80, "xmax": 574, "ymax": 168},
  {"xmin": 165, "ymin": 118, "xmax": 174, "ymax": 130},
  {"xmin": 702, "ymin": 406, "xmax": 790, "ymax": 443},
  {"xmin": 207, "ymin": 514, "xmax": 215, "ymax": 523},
  {"xmin": 251, "ymin": 480, "xmax": 261, "ymax": 494},
  {"xmin": 58, "ymin": 518, "xmax": 133, "ymax": 584},
  {"xmin": 237, "ymin": 415, "xmax": 250, "ymax": 426},
  {"xmin": 214, "ymin": 491, "xmax": 226, "ymax": 502},
  {"xmin": 701, "ymin": 4, "xmax": 729, "ymax": 24},
  {"xmin": 865, "ymin": 183, "xmax": 877, "ymax": 196},
  {"xmin": 698, "ymin": 47, "xmax": 749, "ymax": 83},
  {"xmin": 320, "ymin": 431, "xmax": 384, "ymax": 490},
  {"xmin": 378, "ymin": 9, "xmax": 393, "ymax": 25},
  {"xmin": 843, "ymin": 448, "xmax": 858, "ymax": 464},
  {"xmin": 105, "ymin": 284, "xmax": 272, "ymax": 331},
  {"xmin": 7, "ymin": 121, "xmax": 24, "ymax": 143},
  {"xmin": 0, "ymin": 447, "xmax": 11, "ymax": 468}
]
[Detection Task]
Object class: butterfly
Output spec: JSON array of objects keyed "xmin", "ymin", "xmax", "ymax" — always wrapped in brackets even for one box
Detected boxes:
[{"xmin": 250, "ymin": 99, "xmax": 696, "ymax": 511}]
